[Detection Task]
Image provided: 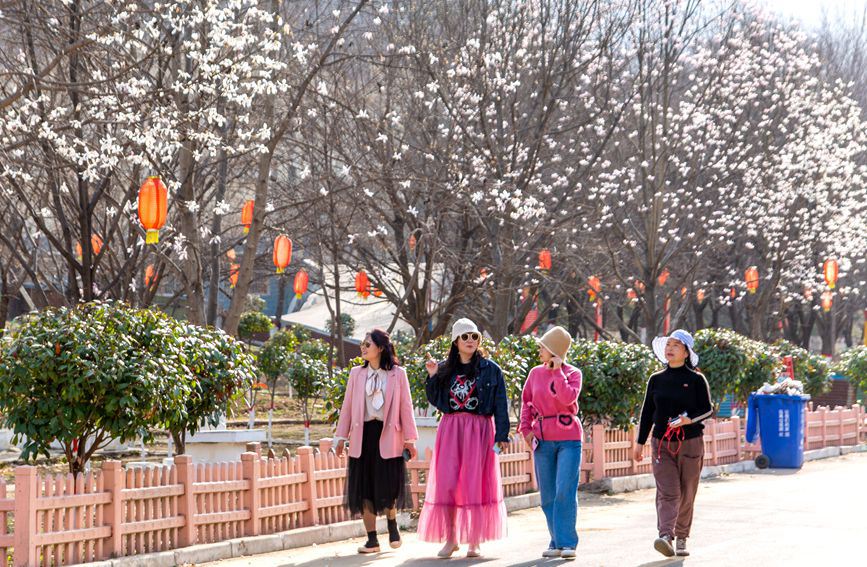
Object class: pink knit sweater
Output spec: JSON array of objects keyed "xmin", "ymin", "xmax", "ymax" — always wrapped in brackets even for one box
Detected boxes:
[{"xmin": 518, "ymin": 363, "xmax": 584, "ymax": 442}]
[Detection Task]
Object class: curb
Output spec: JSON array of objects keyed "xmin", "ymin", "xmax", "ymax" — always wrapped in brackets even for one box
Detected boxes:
[{"xmin": 89, "ymin": 444, "xmax": 866, "ymax": 565}]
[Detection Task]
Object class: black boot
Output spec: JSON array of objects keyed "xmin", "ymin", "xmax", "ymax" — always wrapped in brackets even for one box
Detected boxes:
[
  {"xmin": 388, "ymin": 518, "xmax": 401, "ymax": 549},
  {"xmin": 358, "ymin": 530, "xmax": 380, "ymax": 554}
]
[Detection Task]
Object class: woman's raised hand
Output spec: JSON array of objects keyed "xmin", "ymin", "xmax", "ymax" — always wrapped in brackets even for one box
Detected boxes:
[{"xmin": 424, "ymin": 352, "xmax": 438, "ymax": 377}]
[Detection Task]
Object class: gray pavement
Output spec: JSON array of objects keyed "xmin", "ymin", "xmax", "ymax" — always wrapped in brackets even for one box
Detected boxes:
[{"xmin": 202, "ymin": 451, "xmax": 867, "ymax": 566}]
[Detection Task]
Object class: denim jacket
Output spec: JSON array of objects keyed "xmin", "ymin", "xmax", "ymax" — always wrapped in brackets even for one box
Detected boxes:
[{"xmin": 425, "ymin": 357, "xmax": 511, "ymax": 442}]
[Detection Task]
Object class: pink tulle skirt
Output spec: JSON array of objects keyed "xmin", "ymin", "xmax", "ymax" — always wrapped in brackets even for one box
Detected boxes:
[{"xmin": 417, "ymin": 412, "xmax": 507, "ymax": 544}]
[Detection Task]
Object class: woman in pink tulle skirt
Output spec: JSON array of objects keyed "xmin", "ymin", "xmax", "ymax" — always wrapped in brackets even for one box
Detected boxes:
[{"xmin": 417, "ymin": 318, "xmax": 510, "ymax": 558}]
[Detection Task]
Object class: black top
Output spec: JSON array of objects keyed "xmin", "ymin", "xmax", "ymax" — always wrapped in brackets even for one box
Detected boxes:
[
  {"xmin": 637, "ymin": 365, "xmax": 714, "ymax": 444},
  {"xmin": 448, "ymin": 362, "xmax": 479, "ymax": 413},
  {"xmin": 425, "ymin": 358, "xmax": 511, "ymax": 442}
]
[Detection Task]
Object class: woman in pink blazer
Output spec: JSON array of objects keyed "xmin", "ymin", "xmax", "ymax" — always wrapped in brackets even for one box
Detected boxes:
[{"xmin": 335, "ymin": 329, "xmax": 419, "ymax": 554}]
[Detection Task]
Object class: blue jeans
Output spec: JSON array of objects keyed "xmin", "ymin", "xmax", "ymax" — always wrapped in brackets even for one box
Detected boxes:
[{"xmin": 534, "ymin": 439, "xmax": 582, "ymax": 549}]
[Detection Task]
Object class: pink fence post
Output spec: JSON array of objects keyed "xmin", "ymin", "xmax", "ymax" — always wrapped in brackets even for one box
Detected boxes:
[
  {"xmin": 709, "ymin": 419, "xmax": 719, "ymax": 465},
  {"xmin": 246, "ymin": 442, "xmax": 261, "ymax": 457},
  {"xmin": 821, "ymin": 407, "xmax": 829, "ymax": 448},
  {"xmin": 241, "ymin": 451, "xmax": 260, "ymax": 537},
  {"xmin": 731, "ymin": 416, "xmax": 742, "ymax": 462},
  {"xmin": 854, "ymin": 404, "xmax": 862, "ymax": 443},
  {"xmin": 102, "ymin": 461, "xmax": 124, "ymax": 558},
  {"xmin": 591, "ymin": 424, "xmax": 606, "ymax": 481},
  {"xmin": 13, "ymin": 466, "xmax": 37, "ymax": 567},
  {"xmin": 297, "ymin": 446, "xmax": 319, "ymax": 526},
  {"xmin": 175, "ymin": 455, "xmax": 197, "ymax": 548},
  {"xmin": 838, "ymin": 407, "xmax": 845, "ymax": 445}
]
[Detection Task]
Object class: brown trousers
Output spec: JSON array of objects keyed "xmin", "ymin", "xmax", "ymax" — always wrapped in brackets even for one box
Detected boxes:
[{"xmin": 650, "ymin": 436, "xmax": 704, "ymax": 539}]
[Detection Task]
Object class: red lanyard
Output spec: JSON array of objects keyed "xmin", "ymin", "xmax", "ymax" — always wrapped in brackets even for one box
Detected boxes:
[{"xmin": 657, "ymin": 424, "xmax": 685, "ymax": 462}]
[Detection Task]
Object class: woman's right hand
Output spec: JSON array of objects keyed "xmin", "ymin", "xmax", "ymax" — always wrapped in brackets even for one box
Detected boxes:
[
  {"xmin": 524, "ymin": 432, "xmax": 535, "ymax": 447},
  {"xmin": 335, "ymin": 440, "xmax": 345, "ymax": 457},
  {"xmin": 632, "ymin": 443, "xmax": 644, "ymax": 463},
  {"xmin": 424, "ymin": 353, "xmax": 438, "ymax": 377}
]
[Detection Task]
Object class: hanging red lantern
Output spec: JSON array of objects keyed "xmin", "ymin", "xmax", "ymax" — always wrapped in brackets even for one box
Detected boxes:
[
  {"xmin": 293, "ymin": 269, "xmax": 309, "ymax": 299},
  {"xmin": 538, "ymin": 249, "xmax": 552, "ymax": 271},
  {"xmin": 409, "ymin": 234, "xmax": 417, "ymax": 253},
  {"xmin": 657, "ymin": 268, "xmax": 669, "ymax": 286},
  {"xmin": 372, "ymin": 287, "xmax": 384, "ymax": 298},
  {"xmin": 823, "ymin": 258, "xmax": 839, "ymax": 289},
  {"xmin": 227, "ymin": 249, "xmax": 236, "ymax": 261},
  {"xmin": 681, "ymin": 287, "xmax": 688, "ymax": 298},
  {"xmin": 144, "ymin": 264, "xmax": 158, "ymax": 290},
  {"xmin": 273, "ymin": 235, "xmax": 292, "ymax": 274},
  {"xmin": 696, "ymin": 289, "xmax": 706, "ymax": 303},
  {"xmin": 588, "ymin": 275, "xmax": 601, "ymax": 302},
  {"xmin": 229, "ymin": 263, "xmax": 240, "ymax": 288},
  {"xmin": 138, "ymin": 176, "xmax": 168, "ymax": 244},
  {"xmin": 730, "ymin": 287, "xmax": 737, "ymax": 299},
  {"xmin": 745, "ymin": 266, "xmax": 759, "ymax": 294},
  {"xmin": 241, "ymin": 200, "xmax": 254, "ymax": 234},
  {"xmin": 821, "ymin": 291, "xmax": 833, "ymax": 312},
  {"xmin": 355, "ymin": 270, "xmax": 370, "ymax": 299},
  {"xmin": 634, "ymin": 279, "xmax": 646, "ymax": 294},
  {"xmin": 627, "ymin": 288, "xmax": 637, "ymax": 301},
  {"xmin": 76, "ymin": 234, "xmax": 103, "ymax": 259}
]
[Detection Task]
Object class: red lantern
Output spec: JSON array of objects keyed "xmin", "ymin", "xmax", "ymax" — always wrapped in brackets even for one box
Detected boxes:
[
  {"xmin": 538, "ymin": 249, "xmax": 552, "ymax": 271},
  {"xmin": 355, "ymin": 270, "xmax": 370, "ymax": 298},
  {"xmin": 241, "ymin": 200, "xmax": 254, "ymax": 234},
  {"xmin": 273, "ymin": 235, "xmax": 292, "ymax": 274},
  {"xmin": 227, "ymin": 249, "xmax": 236, "ymax": 261},
  {"xmin": 138, "ymin": 176, "xmax": 168, "ymax": 244},
  {"xmin": 229, "ymin": 263, "xmax": 240, "ymax": 288},
  {"xmin": 409, "ymin": 234, "xmax": 417, "ymax": 253},
  {"xmin": 823, "ymin": 258, "xmax": 839, "ymax": 289},
  {"xmin": 821, "ymin": 291, "xmax": 833, "ymax": 312},
  {"xmin": 76, "ymin": 235, "xmax": 103, "ymax": 259},
  {"xmin": 696, "ymin": 289, "xmax": 706, "ymax": 303},
  {"xmin": 745, "ymin": 266, "xmax": 759, "ymax": 294},
  {"xmin": 588, "ymin": 275, "xmax": 601, "ymax": 302},
  {"xmin": 373, "ymin": 287, "xmax": 384, "ymax": 298},
  {"xmin": 657, "ymin": 268, "xmax": 669, "ymax": 286},
  {"xmin": 293, "ymin": 269, "xmax": 309, "ymax": 299},
  {"xmin": 730, "ymin": 287, "xmax": 737, "ymax": 299},
  {"xmin": 681, "ymin": 286, "xmax": 688, "ymax": 298},
  {"xmin": 627, "ymin": 288, "xmax": 637, "ymax": 301},
  {"xmin": 634, "ymin": 279, "xmax": 646, "ymax": 294},
  {"xmin": 144, "ymin": 264, "xmax": 158, "ymax": 290}
]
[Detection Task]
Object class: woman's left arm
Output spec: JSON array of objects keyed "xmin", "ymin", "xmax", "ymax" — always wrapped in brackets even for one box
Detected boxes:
[
  {"xmin": 493, "ymin": 366, "xmax": 511, "ymax": 443},
  {"xmin": 689, "ymin": 372, "xmax": 714, "ymax": 424},
  {"xmin": 398, "ymin": 369, "xmax": 419, "ymax": 442}
]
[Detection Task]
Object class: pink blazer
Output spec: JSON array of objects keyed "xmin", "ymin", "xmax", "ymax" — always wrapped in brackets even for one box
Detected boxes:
[{"xmin": 334, "ymin": 365, "xmax": 419, "ymax": 459}]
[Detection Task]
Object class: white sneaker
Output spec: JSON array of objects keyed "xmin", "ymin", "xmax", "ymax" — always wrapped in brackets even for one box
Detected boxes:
[
  {"xmin": 541, "ymin": 548, "xmax": 561, "ymax": 558},
  {"xmin": 676, "ymin": 537, "xmax": 689, "ymax": 556},
  {"xmin": 654, "ymin": 535, "xmax": 675, "ymax": 557},
  {"xmin": 561, "ymin": 548, "xmax": 576, "ymax": 560}
]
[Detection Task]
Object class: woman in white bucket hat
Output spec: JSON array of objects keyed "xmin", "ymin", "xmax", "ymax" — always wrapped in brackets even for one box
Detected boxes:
[
  {"xmin": 518, "ymin": 326, "xmax": 583, "ymax": 560},
  {"xmin": 633, "ymin": 329, "xmax": 713, "ymax": 558}
]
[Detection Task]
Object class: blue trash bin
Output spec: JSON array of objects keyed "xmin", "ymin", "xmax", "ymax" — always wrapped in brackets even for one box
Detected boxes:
[{"xmin": 745, "ymin": 393, "xmax": 810, "ymax": 469}]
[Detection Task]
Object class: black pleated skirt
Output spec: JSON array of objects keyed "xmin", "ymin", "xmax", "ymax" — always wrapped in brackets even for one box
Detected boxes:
[{"xmin": 344, "ymin": 420, "xmax": 409, "ymax": 515}]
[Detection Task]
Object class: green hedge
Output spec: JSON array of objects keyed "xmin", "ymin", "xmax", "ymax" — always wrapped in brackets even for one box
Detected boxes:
[{"xmin": 318, "ymin": 329, "xmax": 835, "ymax": 430}]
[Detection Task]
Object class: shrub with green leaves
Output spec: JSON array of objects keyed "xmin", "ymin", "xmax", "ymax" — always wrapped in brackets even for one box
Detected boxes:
[
  {"xmin": 835, "ymin": 346, "xmax": 867, "ymax": 401},
  {"xmin": 568, "ymin": 339, "xmax": 660, "ymax": 430},
  {"xmin": 238, "ymin": 310, "xmax": 274, "ymax": 341},
  {"xmin": 0, "ymin": 302, "xmax": 194, "ymax": 475},
  {"xmin": 772, "ymin": 340, "xmax": 830, "ymax": 398},
  {"xmin": 493, "ymin": 334, "xmax": 541, "ymax": 418},
  {"xmin": 166, "ymin": 323, "xmax": 257, "ymax": 454}
]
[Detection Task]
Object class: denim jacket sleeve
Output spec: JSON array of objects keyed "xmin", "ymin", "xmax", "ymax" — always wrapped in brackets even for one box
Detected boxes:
[{"xmin": 492, "ymin": 364, "xmax": 511, "ymax": 442}]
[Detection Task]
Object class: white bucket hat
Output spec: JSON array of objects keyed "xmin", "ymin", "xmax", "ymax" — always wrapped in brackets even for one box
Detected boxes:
[{"xmin": 652, "ymin": 329, "xmax": 699, "ymax": 367}]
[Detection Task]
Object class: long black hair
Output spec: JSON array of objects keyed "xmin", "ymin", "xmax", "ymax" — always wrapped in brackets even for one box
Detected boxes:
[
  {"xmin": 435, "ymin": 341, "xmax": 482, "ymax": 389},
  {"xmin": 362, "ymin": 328, "xmax": 399, "ymax": 371}
]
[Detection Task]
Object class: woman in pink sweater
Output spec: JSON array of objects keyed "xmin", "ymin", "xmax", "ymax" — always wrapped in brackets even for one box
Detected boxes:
[{"xmin": 518, "ymin": 326, "xmax": 583, "ymax": 561}]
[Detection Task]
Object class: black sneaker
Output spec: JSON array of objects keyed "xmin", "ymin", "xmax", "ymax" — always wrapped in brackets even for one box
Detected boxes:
[
  {"xmin": 388, "ymin": 518, "xmax": 402, "ymax": 549},
  {"xmin": 654, "ymin": 535, "xmax": 675, "ymax": 557}
]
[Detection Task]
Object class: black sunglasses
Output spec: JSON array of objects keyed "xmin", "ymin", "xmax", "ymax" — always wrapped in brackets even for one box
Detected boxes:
[{"xmin": 459, "ymin": 332, "xmax": 480, "ymax": 342}]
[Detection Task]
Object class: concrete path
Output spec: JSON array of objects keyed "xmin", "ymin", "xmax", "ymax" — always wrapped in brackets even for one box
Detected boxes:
[{"xmin": 202, "ymin": 452, "xmax": 867, "ymax": 566}]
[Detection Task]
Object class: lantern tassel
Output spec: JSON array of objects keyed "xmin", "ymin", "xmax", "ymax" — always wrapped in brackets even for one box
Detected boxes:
[
  {"xmin": 295, "ymin": 293, "xmax": 303, "ymax": 299},
  {"xmin": 276, "ymin": 267, "xmax": 284, "ymax": 274},
  {"xmin": 243, "ymin": 227, "xmax": 250, "ymax": 235},
  {"xmin": 145, "ymin": 230, "xmax": 160, "ymax": 244}
]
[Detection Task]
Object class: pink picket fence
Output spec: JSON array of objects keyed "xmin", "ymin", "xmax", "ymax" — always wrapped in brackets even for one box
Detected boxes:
[{"xmin": 0, "ymin": 404, "xmax": 862, "ymax": 565}]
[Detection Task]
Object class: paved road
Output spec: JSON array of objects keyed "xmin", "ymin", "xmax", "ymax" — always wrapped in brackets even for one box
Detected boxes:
[{"xmin": 204, "ymin": 452, "xmax": 866, "ymax": 566}]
